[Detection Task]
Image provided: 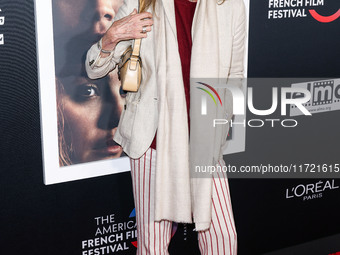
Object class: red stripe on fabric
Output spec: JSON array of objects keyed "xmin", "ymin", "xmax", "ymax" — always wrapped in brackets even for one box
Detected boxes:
[
  {"xmin": 133, "ymin": 159, "xmax": 140, "ymax": 254},
  {"xmin": 166, "ymin": 221, "xmax": 168, "ymax": 252},
  {"xmin": 223, "ymin": 170, "xmax": 236, "ymax": 225},
  {"xmin": 211, "ymin": 202, "xmax": 220, "ymax": 255},
  {"xmin": 144, "ymin": 153, "xmax": 149, "ymax": 254},
  {"xmin": 218, "ymin": 162, "xmax": 236, "ymax": 237},
  {"xmin": 148, "ymin": 149, "xmax": 153, "ymax": 253},
  {"xmin": 158, "ymin": 221, "xmax": 164, "ymax": 254},
  {"xmin": 159, "ymin": 222, "xmax": 161, "ymax": 255},
  {"xmin": 137, "ymin": 158, "xmax": 141, "ymax": 254},
  {"xmin": 154, "ymin": 221, "xmax": 156, "ymax": 255},
  {"xmin": 219, "ymin": 162, "xmax": 237, "ymax": 254},
  {"xmin": 164, "ymin": 222, "xmax": 167, "ymax": 252},
  {"xmin": 205, "ymin": 231, "xmax": 210, "ymax": 255},
  {"xmin": 216, "ymin": 172, "xmax": 234, "ymax": 255},
  {"xmin": 212, "ymin": 178, "xmax": 228, "ymax": 254},
  {"xmin": 199, "ymin": 231, "xmax": 207, "ymax": 254},
  {"xmin": 214, "ymin": 175, "xmax": 232, "ymax": 253},
  {"xmin": 163, "ymin": 221, "xmax": 166, "ymax": 252},
  {"xmin": 219, "ymin": 162, "xmax": 234, "ymax": 221}
]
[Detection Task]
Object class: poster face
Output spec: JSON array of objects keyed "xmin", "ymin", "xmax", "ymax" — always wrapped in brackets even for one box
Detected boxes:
[{"xmin": 35, "ymin": 0, "xmax": 130, "ymax": 185}]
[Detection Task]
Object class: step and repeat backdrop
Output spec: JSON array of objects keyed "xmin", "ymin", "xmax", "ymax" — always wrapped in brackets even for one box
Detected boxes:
[{"xmin": 1, "ymin": 0, "xmax": 340, "ymax": 254}]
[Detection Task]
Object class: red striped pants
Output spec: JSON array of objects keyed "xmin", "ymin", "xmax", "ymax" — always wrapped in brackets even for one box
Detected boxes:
[{"xmin": 130, "ymin": 147, "xmax": 237, "ymax": 255}]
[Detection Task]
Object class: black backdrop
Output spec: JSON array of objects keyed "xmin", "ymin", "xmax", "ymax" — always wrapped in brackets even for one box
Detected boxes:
[{"xmin": 1, "ymin": 0, "xmax": 340, "ymax": 254}]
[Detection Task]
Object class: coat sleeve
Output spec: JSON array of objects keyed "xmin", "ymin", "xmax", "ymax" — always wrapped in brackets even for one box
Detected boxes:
[
  {"xmin": 222, "ymin": 0, "xmax": 247, "ymax": 149},
  {"xmin": 85, "ymin": 0, "xmax": 133, "ymax": 79},
  {"xmin": 229, "ymin": 0, "xmax": 247, "ymax": 79}
]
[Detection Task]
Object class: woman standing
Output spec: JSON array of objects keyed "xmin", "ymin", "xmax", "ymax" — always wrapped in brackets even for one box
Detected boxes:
[{"xmin": 86, "ymin": 0, "xmax": 246, "ymax": 253}]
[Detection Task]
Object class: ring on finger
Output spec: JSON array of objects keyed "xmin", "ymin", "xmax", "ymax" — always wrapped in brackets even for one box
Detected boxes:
[{"xmin": 142, "ymin": 26, "xmax": 147, "ymax": 33}]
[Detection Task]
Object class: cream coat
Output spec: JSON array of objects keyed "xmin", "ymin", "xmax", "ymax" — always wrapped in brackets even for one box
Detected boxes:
[{"xmin": 86, "ymin": 0, "xmax": 246, "ymax": 231}]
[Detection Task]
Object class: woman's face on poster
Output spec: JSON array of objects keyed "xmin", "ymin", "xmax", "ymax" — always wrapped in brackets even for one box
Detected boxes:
[
  {"xmin": 54, "ymin": 0, "xmax": 126, "ymax": 165},
  {"xmin": 60, "ymin": 70, "xmax": 125, "ymax": 164}
]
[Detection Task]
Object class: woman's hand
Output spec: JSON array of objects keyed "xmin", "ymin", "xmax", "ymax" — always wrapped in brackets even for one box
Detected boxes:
[{"xmin": 101, "ymin": 9, "xmax": 153, "ymax": 54}]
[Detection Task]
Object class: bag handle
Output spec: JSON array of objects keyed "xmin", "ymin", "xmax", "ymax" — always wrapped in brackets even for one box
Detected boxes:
[
  {"xmin": 131, "ymin": 0, "xmax": 143, "ymax": 57},
  {"xmin": 132, "ymin": 38, "xmax": 141, "ymax": 56}
]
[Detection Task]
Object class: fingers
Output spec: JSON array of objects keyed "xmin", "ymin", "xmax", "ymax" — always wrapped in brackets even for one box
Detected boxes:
[
  {"xmin": 138, "ymin": 12, "xmax": 153, "ymax": 20},
  {"xmin": 130, "ymin": 12, "xmax": 153, "ymax": 22},
  {"xmin": 139, "ymin": 25, "xmax": 152, "ymax": 33},
  {"xmin": 141, "ymin": 18, "xmax": 153, "ymax": 26}
]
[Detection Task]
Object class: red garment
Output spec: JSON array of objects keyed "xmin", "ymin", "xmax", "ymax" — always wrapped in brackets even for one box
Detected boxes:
[{"xmin": 150, "ymin": 0, "xmax": 197, "ymax": 149}]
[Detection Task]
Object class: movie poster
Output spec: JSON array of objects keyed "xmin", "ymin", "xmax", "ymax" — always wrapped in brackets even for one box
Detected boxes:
[{"xmin": 35, "ymin": 0, "xmax": 130, "ymax": 184}]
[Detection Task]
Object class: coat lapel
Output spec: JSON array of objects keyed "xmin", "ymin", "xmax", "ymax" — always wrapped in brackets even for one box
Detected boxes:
[
  {"xmin": 160, "ymin": 0, "xmax": 177, "ymax": 37},
  {"xmin": 191, "ymin": 0, "xmax": 201, "ymax": 41}
]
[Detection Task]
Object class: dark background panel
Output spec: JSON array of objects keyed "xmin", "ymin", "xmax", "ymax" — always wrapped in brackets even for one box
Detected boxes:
[{"xmin": 1, "ymin": 0, "xmax": 340, "ymax": 255}]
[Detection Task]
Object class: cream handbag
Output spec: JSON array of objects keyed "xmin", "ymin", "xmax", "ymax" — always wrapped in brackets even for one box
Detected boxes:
[{"xmin": 117, "ymin": 38, "xmax": 142, "ymax": 92}]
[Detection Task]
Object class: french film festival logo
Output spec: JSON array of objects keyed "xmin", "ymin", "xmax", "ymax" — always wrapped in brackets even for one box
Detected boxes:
[
  {"xmin": 268, "ymin": 0, "xmax": 340, "ymax": 23},
  {"xmin": 290, "ymin": 79, "xmax": 340, "ymax": 116},
  {"xmin": 196, "ymin": 80, "xmax": 312, "ymax": 128},
  {"xmin": 81, "ymin": 210, "xmax": 137, "ymax": 255}
]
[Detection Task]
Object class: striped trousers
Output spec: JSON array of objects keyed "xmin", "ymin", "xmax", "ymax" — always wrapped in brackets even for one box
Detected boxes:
[{"xmin": 130, "ymin": 148, "xmax": 237, "ymax": 255}]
